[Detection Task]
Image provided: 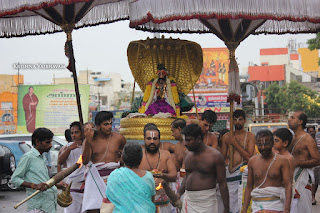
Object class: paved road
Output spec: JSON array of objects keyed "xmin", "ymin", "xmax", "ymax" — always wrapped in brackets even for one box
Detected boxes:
[
  {"xmin": 0, "ymin": 189, "xmax": 64, "ymax": 213},
  {"xmin": 1, "ymin": 188, "xmax": 320, "ymax": 212}
]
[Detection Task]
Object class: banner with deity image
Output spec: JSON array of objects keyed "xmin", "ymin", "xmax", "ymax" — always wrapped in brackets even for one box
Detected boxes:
[{"xmin": 195, "ymin": 48, "xmax": 229, "ymax": 92}]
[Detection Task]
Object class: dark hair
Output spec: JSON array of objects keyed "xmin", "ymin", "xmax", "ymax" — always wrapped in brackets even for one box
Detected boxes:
[
  {"xmin": 121, "ymin": 111, "xmax": 130, "ymax": 118},
  {"xmin": 144, "ymin": 125, "xmax": 160, "ymax": 139},
  {"xmin": 28, "ymin": 86, "xmax": 33, "ymax": 91},
  {"xmin": 256, "ymin": 129, "xmax": 273, "ymax": 142},
  {"xmin": 297, "ymin": 111, "xmax": 307, "ymax": 129},
  {"xmin": 201, "ymin": 110, "xmax": 217, "ymax": 124},
  {"xmin": 171, "ymin": 118, "xmax": 186, "ymax": 129},
  {"xmin": 233, "ymin": 109, "xmax": 246, "ymax": 119},
  {"xmin": 218, "ymin": 129, "xmax": 230, "ymax": 147},
  {"xmin": 64, "ymin": 129, "xmax": 72, "ymax": 142},
  {"xmin": 95, "ymin": 111, "xmax": 113, "ymax": 126},
  {"xmin": 181, "ymin": 124, "xmax": 204, "ymax": 141},
  {"xmin": 307, "ymin": 126, "xmax": 315, "ymax": 131},
  {"xmin": 32, "ymin": 128, "xmax": 54, "ymax": 146},
  {"xmin": 273, "ymin": 128, "xmax": 293, "ymax": 147},
  {"xmin": 157, "ymin": 64, "xmax": 166, "ymax": 70},
  {"xmin": 70, "ymin": 121, "xmax": 81, "ymax": 130},
  {"xmin": 122, "ymin": 142, "xmax": 143, "ymax": 168},
  {"xmin": 143, "ymin": 123, "xmax": 157, "ymax": 132}
]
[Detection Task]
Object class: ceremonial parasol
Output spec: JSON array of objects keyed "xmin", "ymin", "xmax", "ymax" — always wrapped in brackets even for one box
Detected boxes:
[
  {"xmin": 0, "ymin": 0, "xmax": 130, "ymax": 125},
  {"xmin": 129, "ymin": 0, "xmax": 320, "ymax": 169}
]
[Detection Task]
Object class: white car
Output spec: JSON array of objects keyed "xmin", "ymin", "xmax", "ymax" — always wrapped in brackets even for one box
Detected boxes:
[{"xmin": 0, "ymin": 134, "xmax": 68, "ymax": 176}]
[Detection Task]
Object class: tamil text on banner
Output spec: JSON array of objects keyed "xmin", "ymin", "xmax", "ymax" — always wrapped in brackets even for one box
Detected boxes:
[{"xmin": 17, "ymin": 85, "xmax": 90, "ymax": 135}]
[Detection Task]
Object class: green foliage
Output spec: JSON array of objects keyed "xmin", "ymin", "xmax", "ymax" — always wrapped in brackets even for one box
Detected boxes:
[
  {"xmin": 264, "ymin": 81, "xmax": 320, "ymax": 118},
  {"xmin": 307, "ymin": 33, "xmax": 320, "ymax": 66}
]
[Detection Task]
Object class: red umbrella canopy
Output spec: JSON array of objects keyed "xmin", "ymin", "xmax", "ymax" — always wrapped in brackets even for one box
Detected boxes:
[
  {"xmin": 0, "ymin": 0, "xmax": 129, "ymax": 125},
  {"xmin": 129, "ymin": 0, "xmax": 320, "ymax": 98},
  {"xmin": 0, "ymin": 0, "xmax": 129, "ymax": 37}
]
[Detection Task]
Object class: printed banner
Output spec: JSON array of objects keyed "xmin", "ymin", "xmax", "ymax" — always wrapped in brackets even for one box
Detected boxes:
[
  {"xmin": 188, "ymin": 93, "xmax": 230, "ymax": 108},
  {"xmin": 187, "ymin": 107, "xmax": 230, "ymax": 113},
  {"xmin": 195, "ymin": 48, "xmax": 229, "ymax": 92},
  {"xmin": 17, "ymin": 85, "xmax": 90, "ymax": 135}
]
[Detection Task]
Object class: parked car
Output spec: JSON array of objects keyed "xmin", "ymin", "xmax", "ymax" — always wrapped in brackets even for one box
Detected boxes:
[
  {"xmin": 248, "ymin": 122, "xmax": 289, "ymax": 135},
  {"xmin": 0, "ymin": 144, "xmax": 15, "ymax": 188},
  {"xmin": 0, "ymin": 141, "xmax": 31, "ymax": 189},
  {"xmin": 0, "ymin": 134, "xmax": 68, "ymax": 176}
]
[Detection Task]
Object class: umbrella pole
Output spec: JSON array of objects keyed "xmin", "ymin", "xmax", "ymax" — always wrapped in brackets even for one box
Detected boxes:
[
  {"xmin": 229, "ymin": 101, "xmax": 234, "ymax": 171},
  {"xmin": 70, "ymin": 49, "xmax": 84, "ymax": 126},
  {"xmin": 226, "ymin": 44, "xmax": 238, "ymax": 171},
  {"xmin": 63, "ymin": 26, "xmax": 84, "ymax": 126}
]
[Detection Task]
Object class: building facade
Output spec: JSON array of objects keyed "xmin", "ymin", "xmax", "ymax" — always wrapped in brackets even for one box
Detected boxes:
[{"xmin": 53, "ymin": 70, "xmax": 134, "ymax": 111}]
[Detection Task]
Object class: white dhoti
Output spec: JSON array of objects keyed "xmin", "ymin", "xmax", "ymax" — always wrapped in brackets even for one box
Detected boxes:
[
  {"xmin": 64, "ymin": 191, "xmax": 83, "ymax": 213},
  {"xmin": 64, "ymin": 146, "xmax": 85, "ymax": 213},
  {"xmin": 215, "ymin": 184, "xmax": 224, "ymax": 213},
  {"xmin": 81, "ymin": 162, "xmax": 120, "ymax": 213},
  {"xmin": 291, "ymin": 167, "xmax": 314, "ymax": 213},
  {"xmin": 155, "ymin": 188, "xmax": 171, "ymax": 213},
  {"xmin": 182, "ymin": 188, "xmax": 218, "ymax": 213},
  {"xmin": 226, "ymin": 165, "xmax": 242, "ymax": 213},
  {"xmin": 251, "ymin": 186, "xmax": 285, "ymax": 213}
]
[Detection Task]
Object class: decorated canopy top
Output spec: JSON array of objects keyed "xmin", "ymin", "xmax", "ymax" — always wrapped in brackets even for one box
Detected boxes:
[
  {"xmin": 0, "ymin": 0, "xmax": 129, "ymax": 38},
  {"xmin": 127, "ymin": 37, "xmax": 203, "ymax": 95}
]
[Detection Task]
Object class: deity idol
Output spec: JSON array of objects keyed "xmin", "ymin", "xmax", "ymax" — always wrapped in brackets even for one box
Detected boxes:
[{"xmin": 138, "ymin": 64, "xmax": 180, "ymax": 116}]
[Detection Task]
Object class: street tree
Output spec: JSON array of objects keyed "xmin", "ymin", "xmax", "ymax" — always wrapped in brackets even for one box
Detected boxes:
[
  {"xmin": 264, "ymin": 81, "xmax": 320, "ymax": 118},
  {"xmin": 307, "ymin": 32, "xmax": 320, "ymax": 65}
]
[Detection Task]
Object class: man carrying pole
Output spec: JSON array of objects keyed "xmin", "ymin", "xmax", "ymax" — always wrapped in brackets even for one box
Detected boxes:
[
  {"xmin": 11, "ymin": 128, "xmax": 66, "ymax": 213},
  {"xmin": 221, "ymin": 109, "xmax": 255, "ymax": 213}
]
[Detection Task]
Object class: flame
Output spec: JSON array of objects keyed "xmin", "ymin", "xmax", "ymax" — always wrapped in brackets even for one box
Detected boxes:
[
  {"xmin": 156, "ymin": 182, "xmax": 163, "ymax": 190},
  {"xmin": 77, "ymin": 155, "xmax": 83, "ymax": 168}
]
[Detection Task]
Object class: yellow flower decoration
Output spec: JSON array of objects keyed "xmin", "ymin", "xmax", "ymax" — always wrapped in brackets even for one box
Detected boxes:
[
  {"xmin": 138, "ymin": 106, "xmax": 146, "ymax": 113},
  {"xmin": 143, "ymin": 84, "xmax": 152, "ymax": 102}
]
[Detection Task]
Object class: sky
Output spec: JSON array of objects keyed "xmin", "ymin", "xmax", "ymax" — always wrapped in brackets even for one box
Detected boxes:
[{"xmin": 0, "ymin": 20, "xmax": 316, "ymax": 89}]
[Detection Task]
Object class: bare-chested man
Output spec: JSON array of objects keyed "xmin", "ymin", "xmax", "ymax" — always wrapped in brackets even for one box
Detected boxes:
[
  {"xmin": 242, "ymin": 129, "xmax": 292, "ymax": 213},
  {"xmin": 171, "ymin": 118, "xmax": 187, "ymax": 172},
  {"xmin": 144, "ymin": 123, "xmax": 175, "ymax": 153},
  {"xmin": 287, "ymin": 111, "xmax": 320, "ymax": 213},
  {"xmin": 187, "ymin": 110, "xmax": 218, "ymax": 149},
  {"xmin": 177, "ymin": 124, "xmax": 229, "ymax": 213},
  {"xmin": 139, "ymin": 125, "xmax": 177, "ymax": 213},
  {"xmin": 82, "ymin": 111, "xmax": 127, "ymax": 213},
  {"xmin": 221, "ymin": 109, "xmax": 255, "ymax": 213},
  {"xmin": 273, "ymin": 128, "xmax": 295, "ymax": 180}
]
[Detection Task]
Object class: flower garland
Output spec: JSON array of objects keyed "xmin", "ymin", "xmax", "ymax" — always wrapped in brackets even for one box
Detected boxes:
[
  {"xmin": 138, "ymin": 79, "xmax": 155, "ymax": 113},
  {"xmin": 227, "ymin": 93, "xmax": 241, "ymax": 104},
  {"xmin": 166, "ymin": 77, "xmax": 176, "ymax": 110},
  {"xmin": 145, "ymin": 78, "xmax": 158, "ymax": 111},
  {"xmin": 169, "ymin": 78, "xmax": 179, "ymax": 104}
]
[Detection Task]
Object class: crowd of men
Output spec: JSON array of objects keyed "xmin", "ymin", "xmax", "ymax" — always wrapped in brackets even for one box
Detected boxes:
[{"xmin": 10, "ymin": 109, "xmax": 320, "ymax": 213}]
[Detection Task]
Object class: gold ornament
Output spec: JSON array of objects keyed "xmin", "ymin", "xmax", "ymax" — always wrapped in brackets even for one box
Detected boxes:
[
  {"xmin": 57, "ymin": 182, "xmax": 73, "ymax": 207},
  {"xmin": 127, "ymin": 37, "xmax": 203, "ymax": 95}
]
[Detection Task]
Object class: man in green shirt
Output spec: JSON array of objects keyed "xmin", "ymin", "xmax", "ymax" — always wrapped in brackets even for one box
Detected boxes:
[{"xmin": 11, "ymin": 128, "xmax": 64, "ymax": 213}]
